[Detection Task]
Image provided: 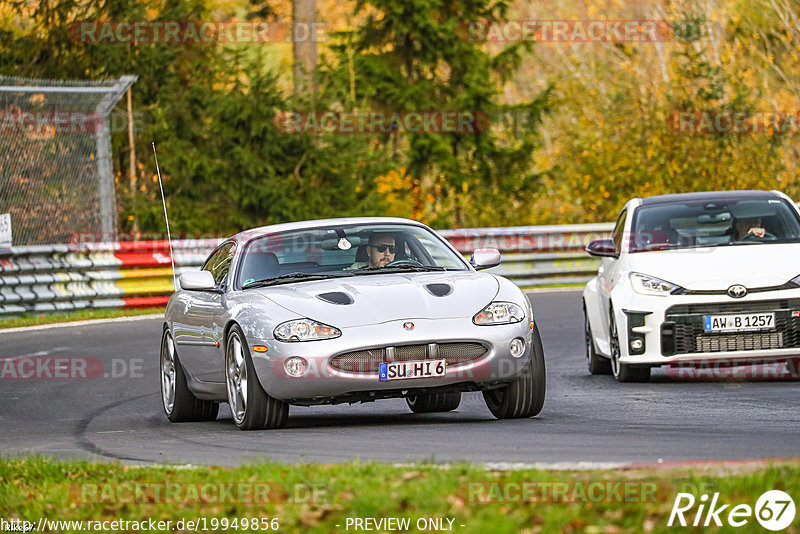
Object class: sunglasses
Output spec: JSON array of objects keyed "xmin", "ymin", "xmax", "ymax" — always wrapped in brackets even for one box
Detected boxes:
[{"xmin": 369, "ymin": 244, "xmax": 396, "ymax": 253}]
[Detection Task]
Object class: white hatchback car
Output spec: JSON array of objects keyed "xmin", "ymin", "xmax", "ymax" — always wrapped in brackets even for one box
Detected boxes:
[{"xmin": 583, "ymin": 190, "xmax": 800, "ymax": 381}]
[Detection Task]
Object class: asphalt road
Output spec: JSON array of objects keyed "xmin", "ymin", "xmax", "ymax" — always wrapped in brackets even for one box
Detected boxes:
[{"xmin": 1, "ymin": 290, "xmax": 798, "ymax": 466}]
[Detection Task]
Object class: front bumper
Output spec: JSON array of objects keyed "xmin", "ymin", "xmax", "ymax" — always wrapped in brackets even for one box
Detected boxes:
[
  {"xmin": 248, "ymin": 317, "xmax": 534, "ymax": 402},
  {"xmin": 614, "ymin": 287, "xmax": 800, "ymax": 366}
]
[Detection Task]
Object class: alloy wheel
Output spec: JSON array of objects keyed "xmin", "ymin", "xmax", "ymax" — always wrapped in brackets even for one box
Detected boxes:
[
  {"xmin": 609, "ymin": 310, "xmax": 621, "ymax": 378},
  {"xmin": 160, "ymin": 332, "xmax": 176, "ymax": 414},
  {"xmin": 226, "ymin": 333, "xmax": 249, "ymax": 424},
  {"xmin": 584, "ymin": 313, "xmax": 593, "ymax": 369}
]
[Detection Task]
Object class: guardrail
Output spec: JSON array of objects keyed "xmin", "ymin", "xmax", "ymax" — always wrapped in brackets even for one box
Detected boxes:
[
  {"xmin": 0, "ymin": 239, "xmax": 220, "ymax": 315},
  {"xmin": 0, "ymin": 223, "xmax": 612, "ymax": 315},
  {"xmin": 439, "ymin": 223, "xmax": 612, "ymax": 287}
]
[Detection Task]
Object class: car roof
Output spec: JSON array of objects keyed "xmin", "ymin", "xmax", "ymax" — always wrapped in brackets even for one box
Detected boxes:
[
  {"xmin": 639, "ymin": 190, "xmax": 782, "ymax": 206},
  {"xmin": 228, "ymin": 217, "xmax": 429, "ymax": 243}
]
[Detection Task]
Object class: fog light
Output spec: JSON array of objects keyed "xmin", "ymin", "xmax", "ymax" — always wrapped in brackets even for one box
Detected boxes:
[
  {"xmin": 630, "ymin": 338, "xmax": 644, "ymax": 351},
  {"xmin": 509, "ymin": 338, "xmax": 525, "ymax": 358},
  {"xmin": 285, "ymin": 357, "xmax": 308, "ymax": 377}
]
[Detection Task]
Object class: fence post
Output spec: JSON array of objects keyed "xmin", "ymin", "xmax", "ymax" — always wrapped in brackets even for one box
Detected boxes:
[{"xmin": 95, "ymin": 75, "xmax": 138, "ymax": 237}]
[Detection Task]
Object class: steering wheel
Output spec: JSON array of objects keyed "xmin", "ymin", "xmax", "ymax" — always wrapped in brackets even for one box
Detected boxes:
[
  {"xmin": 386, "ymin": 259, "xmax": 424, "ymax": 267},
  {"xmin": 742, "ymin": 231, "xmax": 777, "ymax": 241}
]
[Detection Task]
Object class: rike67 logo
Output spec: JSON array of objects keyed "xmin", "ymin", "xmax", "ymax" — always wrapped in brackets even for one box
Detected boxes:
[{"xmin": 668, "ymin": 490, "xmax": 795, "ymax": 531}]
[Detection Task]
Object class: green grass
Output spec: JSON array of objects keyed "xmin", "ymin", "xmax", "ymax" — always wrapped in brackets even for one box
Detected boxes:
[
  {"xmin": 0, "ymin": 307, "xmax": 165, "ymax": 329},
  {"xmin": 521, "ymin": 283, "xmax": 584, "ymax": 290},
  {"xmin": 1, "ymin": 457, "xmax": 798, "ymax": 533}
]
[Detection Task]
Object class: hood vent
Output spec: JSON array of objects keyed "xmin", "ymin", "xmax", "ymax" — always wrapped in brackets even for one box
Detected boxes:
[
  {"xmin": 316, "ymin": 291, "xmax": 354, "ymax": 305},
  {"xmin": 425, "ymin": 283, "xmax": 452, "ymax": 297}
]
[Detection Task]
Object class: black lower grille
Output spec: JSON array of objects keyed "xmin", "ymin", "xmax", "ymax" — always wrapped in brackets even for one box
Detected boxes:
[
  {"xmin": 330, "ymin": 342, "xmax": 488, "ymax": 373},
  {"xmin": 662, "ymin": 299, "xmax": 800, "ymax": 355},
  {"xmin": 695, "ymin": 332, "xmax": 784, "ymax": 352}
]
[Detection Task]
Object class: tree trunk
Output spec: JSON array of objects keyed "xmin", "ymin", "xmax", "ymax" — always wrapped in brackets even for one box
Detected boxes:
[{"xmin": 292, "ymin": 0, "xmax": 318, "ymax": 102}]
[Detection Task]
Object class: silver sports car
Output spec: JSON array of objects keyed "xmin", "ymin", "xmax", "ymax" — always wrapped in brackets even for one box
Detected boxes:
[{"xmin": 160, "ymin": 217, "xmax": 546, "ymax": 430}]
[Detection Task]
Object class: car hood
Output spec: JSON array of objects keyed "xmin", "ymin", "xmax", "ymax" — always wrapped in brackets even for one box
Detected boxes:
[
  {"xmin": 628, "ymin": 243, "xmax": 800, "ymax": 290},
  {"xmin": 250, "ymin": 271, "xmax": 500, "ymax": 327}
]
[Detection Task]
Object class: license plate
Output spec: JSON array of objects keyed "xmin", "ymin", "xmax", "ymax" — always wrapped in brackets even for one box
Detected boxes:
[
  {"xmin": 703, "ymin": 313, "xmax": 775, "ymax": 333},
  {"xmin": 379, "ymin": 359, "xmax": 446, "ymax": 381}
]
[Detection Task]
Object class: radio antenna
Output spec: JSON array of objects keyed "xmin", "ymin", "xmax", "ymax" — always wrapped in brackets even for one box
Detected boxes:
[{"xmin": 152, "ymin": 142, "xmax": 177, "ymax": 290}]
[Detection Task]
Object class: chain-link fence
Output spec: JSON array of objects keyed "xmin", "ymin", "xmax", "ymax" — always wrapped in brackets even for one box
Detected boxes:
[{"xmin": 0, "ymin": 75, "xmax": 136, "ymax": 246}]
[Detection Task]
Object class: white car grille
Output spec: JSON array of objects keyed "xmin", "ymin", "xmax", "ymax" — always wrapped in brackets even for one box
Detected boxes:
[{"xmin": 662, "ymin": 300, "xmax": 800, "ymax": 355}]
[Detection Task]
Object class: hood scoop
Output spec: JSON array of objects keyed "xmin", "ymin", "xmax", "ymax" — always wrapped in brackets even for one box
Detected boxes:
[
  {"xmin": 425, "ymin": 283, "xmax": 453, "ymax": 297},
  {"xmin": 316, "ymin": 291, "xmax": 354, "ymax": 305}
]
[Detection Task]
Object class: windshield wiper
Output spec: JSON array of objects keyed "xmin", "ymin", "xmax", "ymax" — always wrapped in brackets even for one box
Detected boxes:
[
  {"xmin": 352, "ymin": 265, "xmax": 448, "ymax": 274},
  {"xmin": 242, "ymin": 272, "xmax": 353, "ymax": 289}
]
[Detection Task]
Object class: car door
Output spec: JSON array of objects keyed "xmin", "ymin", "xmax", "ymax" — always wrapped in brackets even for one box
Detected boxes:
[
  {"xmin": 172, "ymin": 247, "xmax": 227, "ymax": 364},
  {"xmin": 596, "ymin": 208, "xmax": 628, "ymax": 353},
  {"xmin": 177, "ymin": 241, "xmax": 235, "ymax": 383}
]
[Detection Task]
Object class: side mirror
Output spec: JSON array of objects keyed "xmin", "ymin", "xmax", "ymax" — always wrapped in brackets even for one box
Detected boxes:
[
  {"xmin": 179, "ymin": 271, "xmax": 217, "ymax": 291},
  {"xmin": 470, "ymin": 248, "xmax": 501, "ymax": 270},
  {"xmin": 585, "ymin": 238, "xmax": 618, "ymax": 258}
]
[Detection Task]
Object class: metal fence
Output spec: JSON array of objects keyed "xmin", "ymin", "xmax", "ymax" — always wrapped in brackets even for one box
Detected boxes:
[
  {"xmin": 439, "ymin": 223, "xmax": 613, "ymax": 286},
  {"xmin": 0, "ymin": 75, "xmax": 136, "ymax": 245},
  {"xmin": 0, "ymin": 223, "xmax": 612, "ymax": 315}
]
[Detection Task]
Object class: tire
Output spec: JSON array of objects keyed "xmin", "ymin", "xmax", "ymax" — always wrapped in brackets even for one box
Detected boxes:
[
  {"xmin": 225, "ymin": 325, "xmax": 289, "ymax": 430},
  {"xmin": 608, "ymin": 307, "xmax": 651, "ymax": 383},
  {"xmin": 406, "ymin": 392, "xmax": 461, "ymax": 413},
  {"xmin": 160, "ymin": 329, "xmax": 219, "ymax": 422},
  {"xmin": 584, "ymin": 302, "xmax": 611, "ymax": 375},
  {"xmin": 483, "ymin": 325, "xmax": 546, "ymax": 419}
]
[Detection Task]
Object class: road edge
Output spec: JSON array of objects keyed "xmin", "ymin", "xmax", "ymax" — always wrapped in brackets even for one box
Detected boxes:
[{"xmin": 0, "ymin": 313, "xmax": 164, "ymax": 334}]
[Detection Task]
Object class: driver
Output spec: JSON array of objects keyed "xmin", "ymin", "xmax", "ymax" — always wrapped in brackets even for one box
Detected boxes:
[
  {"xmin": 733, "ymin": 216, "xmax": 768, "ymax": 240},
  {"xmin": 367, "ymin": 233, "xmax": 396, "ymax": 267},
  {"xmin": 349, "ymin": 232, "xmax": 396, "ymax": 269}
]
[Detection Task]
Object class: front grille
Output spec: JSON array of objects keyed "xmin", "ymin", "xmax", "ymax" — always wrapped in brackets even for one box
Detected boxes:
[
  {"xmin": 396, "ymin": 344, "xmax": 427, "ymax": 360},
  {"xmin": 440, "ymin": 342, "xmax": 488, "ymax": 360},
  {"xmin": 662, "ymin": 299, "xmax": 800, "ymax": 355},
  {"xmin": 695, "ymin": 332, "xmax": 783, "ymax": 352},
  {"xmin": 329, "ymin": 342, "xmax": 488, "ymax": 373},
  {"xmin": 329, "ymin": 349, "xmax": 385, "ymax": 372}
]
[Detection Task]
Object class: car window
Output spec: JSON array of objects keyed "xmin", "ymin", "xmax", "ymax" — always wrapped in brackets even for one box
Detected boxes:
[
  {"xmin": 611, "ymin": 209, "xmax": 627, "ymax": 252},
  {"xmin": 630, "ymin": 198, "xmax": 800, "ymax": 251},
  {"xmin": 202, "ymin": 241, "xmax": 236, "ymax": 284},
  {"xmin": 237, "ymin": 223, "xmax": 469, "ymax": 288},
  {"xmin": 412, "ymin": 232, "xmax": 464, "ymax": 269}
]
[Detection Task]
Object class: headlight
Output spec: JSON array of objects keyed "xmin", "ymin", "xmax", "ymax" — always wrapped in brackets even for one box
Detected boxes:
[
  {"xmin": 274, "ymin": 319, "xmax": 341, "ymax": 342},
  {"xmin": 473, "ymin": 302, "xmax": 525, "ymax": 325},
  {"xmin": 630, "ymin": 272, "xmax": 682, "ymax": 296}
]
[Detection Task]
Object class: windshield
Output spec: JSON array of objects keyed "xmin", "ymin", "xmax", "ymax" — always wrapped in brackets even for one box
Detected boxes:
[
  {"xmin": 236, "ymin": 223, "xmax": 469, "ymax": 288},
  {"xmin": 630, "ymin": 197, "xmax": 800, "ymax": 252}
]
